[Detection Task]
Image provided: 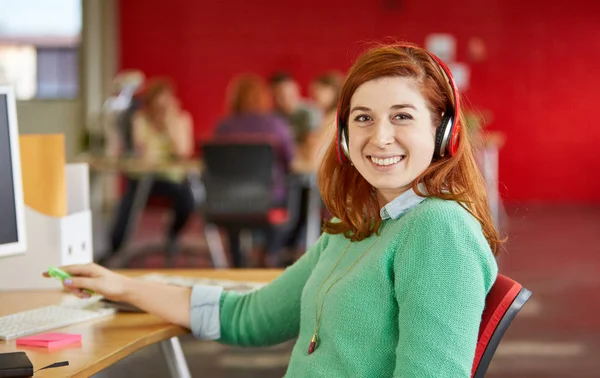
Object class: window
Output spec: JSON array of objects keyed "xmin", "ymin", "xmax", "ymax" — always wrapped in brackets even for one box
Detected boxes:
[
  {"xmin": 36, "ymin": 47, "xmax": 79, "ymax": 99},
  {"xmin": 0, "ymin": 45, "xmax": 37, "ymax": 99},
  {"xmin": 0, "ymin": 0, "xmax": 81, "ymax": 100}
]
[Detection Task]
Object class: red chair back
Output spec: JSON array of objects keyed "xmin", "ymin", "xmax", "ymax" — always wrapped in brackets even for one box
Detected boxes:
[{"xmin": 472, "ymin": 274, "xmax": 531, "ymax": 377}]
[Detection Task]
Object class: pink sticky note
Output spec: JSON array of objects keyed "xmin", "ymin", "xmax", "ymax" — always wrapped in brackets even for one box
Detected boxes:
[{"xmin": 16, "ymin": 332, "xmax": 82, "ymax": 349}]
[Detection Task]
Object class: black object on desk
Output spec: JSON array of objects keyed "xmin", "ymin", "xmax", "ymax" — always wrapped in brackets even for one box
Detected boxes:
[
  {"xmin": 0, "ymin": 352, "xmax": 33, "ymax": 377},
  {"xmin": 100, "ymin": 298, "xmax": 144, "ymax": 313}
]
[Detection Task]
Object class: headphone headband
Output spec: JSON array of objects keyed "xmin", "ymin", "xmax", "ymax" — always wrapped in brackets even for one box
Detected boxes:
[
  {"xmin": 425, "ymin": 52, "xmax": 461, "ymax": 120},
  {"xmin": 336, "ymin": 44, "xmax": 461, "ymax": 165}
]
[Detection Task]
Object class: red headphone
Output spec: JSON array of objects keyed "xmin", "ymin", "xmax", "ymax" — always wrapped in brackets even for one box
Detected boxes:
[{"xmin": 336, "ymin": 45, "xmax": 461, "ymax": 165}]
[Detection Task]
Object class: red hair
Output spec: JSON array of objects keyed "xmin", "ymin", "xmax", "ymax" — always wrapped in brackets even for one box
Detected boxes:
[
  {"xmin": 318, "ymin": 43, "xmax": 502, "ymax": 255},
  {"xmin": 226, "ymin": 74, "xmax": 273, "ymax": 115},
  {"xmin": 142, "ymin": 77, "xmax": 175, "ymax": 106}
]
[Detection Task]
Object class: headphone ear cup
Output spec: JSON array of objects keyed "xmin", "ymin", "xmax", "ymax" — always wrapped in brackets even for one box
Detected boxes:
[
  {"xmin": 336, "ymin": 124, "xmax": 349, "ymax": 165},
  {"xmin": 448, "ymin": 122, "xmax": 461, "ymax": 156},
  {"xmin": 336, "ymin": 110, "xmax": 351, "ymax": 165},
  {"xmin": 434, "ymin": 112, "xmax": 454, "ymax": 158},
  {"xmin": 341, "ymin": 128, "xmax": 350, "ymax": 159}
]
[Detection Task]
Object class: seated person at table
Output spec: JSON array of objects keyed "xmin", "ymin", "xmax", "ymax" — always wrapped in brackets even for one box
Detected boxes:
[
  {"xmin": 213, "ymin": 74, "xmax": 296, "ymax": 266},
  {"xmin": 304, "ymin": 71, "xmax": 344, "ymax": 168},
  {"xmin": 214, "ymin": 74, "xmax": 295, "ymax": 205},
  {"xmin": 104, "ymin": 78, "xmax": 195, "ymax": 263},
  {"xmin": 270, "ymin": 71, "xmax": 321, "ymax": 147},
  {"xmin": 51, "ymin": 43, "xmax": 500, "ymax": 377}
]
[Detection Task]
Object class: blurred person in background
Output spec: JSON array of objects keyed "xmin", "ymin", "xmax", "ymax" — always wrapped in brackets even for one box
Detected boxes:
[
  {"xmin": 274, "ymin": 72, "xmax": 344, "ymax": 260},
  {"xmin": 269, "ymin": 71, "xmax": 321, "ymax": 150},
  {"xmin": 101, "ymin": 70, "xmax": 146, "ymax": 158},
  {"xmin": 269, "ymin": 72, "xmax": 324, "ymax": 260},
  {"xmin": 304, "ymin": 71, "xmax": 344, "ymax": 168},
  {"xmin": 103, "ymin": 78, "xmax": 195, "ymax": 264},
  {"xmin": 213, "ymin": 74, "xmax": 296, "ymax": 267},
  {"xmin": 215, "ymin": 73, "xmax": 295, "ymax": 204}
]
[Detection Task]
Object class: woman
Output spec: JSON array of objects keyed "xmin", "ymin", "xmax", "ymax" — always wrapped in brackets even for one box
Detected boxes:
[
  {"xmin": 304, "ymin": 71, "xmax": 344, "ymax": 166},
  {"xmin": 211, "ymin": 74, "xmax": 296, "ymax": 267},
  {"xmin": 214, "ymin": 74, "xmax": 295, "ymax": 204},
  {"xmin": 107, "ymin": 78, "xmax": 195, "ymax": 261},
  {"xmin": 47, "ymin": 43, "xmax": 499, "ymax": 377}
]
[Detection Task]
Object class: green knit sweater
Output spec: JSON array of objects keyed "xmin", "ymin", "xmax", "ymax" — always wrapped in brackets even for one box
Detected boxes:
[{"xmin": 218, "ymin": 198, "xmax": 498, "ymax": 377}]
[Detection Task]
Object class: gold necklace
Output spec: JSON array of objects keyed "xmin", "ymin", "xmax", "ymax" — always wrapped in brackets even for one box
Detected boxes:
[{"xmin": 308, "ymin": 226, "xmax": 390, "ymax": 355}]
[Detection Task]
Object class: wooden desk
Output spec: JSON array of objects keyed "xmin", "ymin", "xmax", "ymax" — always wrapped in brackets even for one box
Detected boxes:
[{"xmin": 0, "ymin": 269, "xmax": 282, "ymax": 378}]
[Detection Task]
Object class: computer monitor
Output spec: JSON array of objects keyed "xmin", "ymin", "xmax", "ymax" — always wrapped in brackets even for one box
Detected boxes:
[{"xmin": 0, "ymin": 86, "xmax": 26, "ymax": 257}]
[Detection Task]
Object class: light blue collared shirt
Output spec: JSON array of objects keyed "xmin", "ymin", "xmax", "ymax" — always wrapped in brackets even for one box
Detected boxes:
[
  {"xmin": 190, "ymin": 185, "xmax": 427, "ymax": 340},
  {"xmin": 190, "ymin": 285, "xmax": 223, "ymax": 340},
  {"xmin": 380, "ymin": 184, "xmax": 427, "ymax": 220}
]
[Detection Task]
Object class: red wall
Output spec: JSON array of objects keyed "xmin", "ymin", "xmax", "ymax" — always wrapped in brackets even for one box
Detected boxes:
[{"xmin": 119, "ymin": 0, "xmax": 600, "ymax": 203}]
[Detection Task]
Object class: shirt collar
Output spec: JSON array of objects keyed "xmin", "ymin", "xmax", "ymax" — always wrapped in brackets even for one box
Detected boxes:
[{"xmin": 380, "ymin": 184, "xmax": 427, "ymax": 220}]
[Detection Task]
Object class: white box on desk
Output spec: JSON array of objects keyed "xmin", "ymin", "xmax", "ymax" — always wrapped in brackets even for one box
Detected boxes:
[{"xmin": 0, "ymin": 163, "xmax": 94, "ymax": 291}]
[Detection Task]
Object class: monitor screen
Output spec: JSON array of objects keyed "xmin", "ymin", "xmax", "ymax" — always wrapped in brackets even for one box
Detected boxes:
[{"xmin": 0, "ymin": 94, "xmax": 19, "ymax": 246}]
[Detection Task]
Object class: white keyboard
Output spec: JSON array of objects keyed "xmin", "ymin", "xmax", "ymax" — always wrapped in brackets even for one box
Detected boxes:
[
  {"xmin": 0, "ymin": 299, "xmax": 115, "ymax": 340},
  {"xmin": 140, "ymin": 273, "xmax": 266, "ymax": 293}
]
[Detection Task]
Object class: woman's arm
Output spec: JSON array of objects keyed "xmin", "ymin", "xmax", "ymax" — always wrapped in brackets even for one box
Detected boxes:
[
  {"xmin": 307, "ymin": 112, "xmax": 336, "ymax": 167},
  {"xmin": 44, "ymin": 264, "xmax": 194, "ymax": 328},
  {"xmin": 214, "ymin": 232, "xmax": 329, "ymax": 347},
  {"xmin": 47, "ymin": 232, "xmax": 329, "ymax": 347},
  {"xmin": 124, "ymin": 279, "xmax": 193, "ymax": 326},
  {"xmin": 131, "ymin": 112, "xmax": 149, "ymax": 157},
  {"xmin": 167, "ymin": 111, "xmax": 194, "ymax": 158},
  {"xmin": 392, "ymin": 202, "xmax": 498, "ymax": 377}
]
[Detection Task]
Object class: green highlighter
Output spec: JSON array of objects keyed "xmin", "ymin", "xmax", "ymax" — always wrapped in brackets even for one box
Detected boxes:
[{"xmin": 48, "ymin": 266, "xmax": 95, "ymax": 295}]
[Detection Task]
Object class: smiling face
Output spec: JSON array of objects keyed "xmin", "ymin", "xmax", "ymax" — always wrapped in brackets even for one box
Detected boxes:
[{"xmin": 347, "ymin": 76, "xmax": 437, "ymax": 205}]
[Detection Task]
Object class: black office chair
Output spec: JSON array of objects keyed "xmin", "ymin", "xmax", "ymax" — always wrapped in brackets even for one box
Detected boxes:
[{"xmin": 200, "ymin": 136, "xmax": 302, "ymax": 268}]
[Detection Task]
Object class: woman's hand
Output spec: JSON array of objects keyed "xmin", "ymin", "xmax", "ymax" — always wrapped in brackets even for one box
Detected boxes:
[
  {"xmin": 43, "ymin": 263, "xmax": 132, "ymax": 302},
  {"xmin": 43, "ymin": 263, "xmax": 193, "ymax": 327}
]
